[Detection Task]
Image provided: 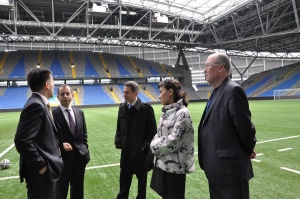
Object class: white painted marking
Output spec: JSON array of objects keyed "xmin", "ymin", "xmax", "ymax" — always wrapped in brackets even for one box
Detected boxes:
[
  {"xmin": 251, "ymin": 159, "xmax": 261, "ymax": 162},
  {"xmin": 0, "ymin": 176, "xmax": 19, "ymax": 181},
  {"xmin": 277, "ymin": 148, "xmax": 293, "ymax": 152},
  {"xmin": 280, "ymin": 167, "xmax": 300, "ymax": 175},
  {"xmin": 0, "ymin": 135, "xmax": 299, "ymax": 181},
  {"xmin": 257, "ymin": 135, "xmax": 300, "ymax": 144},
  {"xmin": 86, "ymin": 163, "xmax": 120, "ymax": 170},
  {"xmin": 0, "ymin": 144, "xmax": 15, "ymax": 158}
]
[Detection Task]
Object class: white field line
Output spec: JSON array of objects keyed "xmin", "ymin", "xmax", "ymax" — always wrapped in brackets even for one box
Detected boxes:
[
  {"xmin": 280, "ymin": 167, "xmax": 300, "ymax": 175},
  {"xmin": 0, "ymin": 143, "xmax": 15, "ymax": 158},
  {"xmin": 256, "ymin": 153, "xmax": 264, "ymax": 156},
  {"xmin": 277, "ymin": 148, "xmax": 293, "ymax": 152},
  {"xmin": 0, "ymin": 135, "xmax": 299, "ymax": 181},
  {"xmin": 0, "ymin": 164, "xmax": 122, "ymax": 181},
  {"xmin": 0, "ymin": 176, "xmax": 19, "ymax": 181},
  {"xmin": 256, "ymin": 135, "xmax": 300, "ymax": 144},
  {"xmin": 86, "ymin": 163, "xmax": 120, "ymax": 170},
  {"xmin": 251, "ymin": 159, "xmax": 261, "ymax": 162}
]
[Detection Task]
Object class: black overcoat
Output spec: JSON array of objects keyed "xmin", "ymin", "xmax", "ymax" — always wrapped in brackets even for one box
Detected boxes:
[{"xmin": 115, "ymin": 98, "xmax": 157, "ymax": 173}]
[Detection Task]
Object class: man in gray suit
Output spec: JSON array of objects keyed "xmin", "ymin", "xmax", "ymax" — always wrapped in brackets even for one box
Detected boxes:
[
  {"xmin": 52, "ymin": 84, "xmax": 90, "ymax": 199},
  {"xmin": 198, "ymin": 53, "xmax": 257, "ymax": 199},
  {"xmin": 15, "ymin": 68, "xmax": 63, "ymax": 199}
]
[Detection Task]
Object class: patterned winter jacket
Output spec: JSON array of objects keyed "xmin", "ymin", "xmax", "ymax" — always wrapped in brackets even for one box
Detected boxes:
[{"xmin": 150, "ymin": 99, "xmax": 195, "ymax": 174}]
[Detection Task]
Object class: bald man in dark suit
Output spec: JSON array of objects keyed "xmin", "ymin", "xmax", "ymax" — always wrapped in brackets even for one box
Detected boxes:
[{"xmin": 198, "ymin": 53, "xmax": 257, "ymax": 199}]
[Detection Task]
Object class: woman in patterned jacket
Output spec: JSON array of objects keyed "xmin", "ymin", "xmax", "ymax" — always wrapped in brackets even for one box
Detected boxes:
[{"xmin": 150, "ymin": 79, "xmax": 195, "ymax": 199}]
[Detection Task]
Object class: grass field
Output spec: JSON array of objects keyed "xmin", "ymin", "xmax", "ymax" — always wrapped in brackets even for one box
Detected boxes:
[{"xmin": 0, "ymin": 100, "xmax": 299, "ymax": 198}]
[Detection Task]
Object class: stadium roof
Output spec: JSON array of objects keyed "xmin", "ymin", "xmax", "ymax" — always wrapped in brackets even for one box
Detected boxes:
[
  {"xmin": 0, "ymin": 0, "xmax": 299, "ymax": 58},
  {"xmin": 111, "ymin": 0, "xmax": 249, "ymax": 23}
]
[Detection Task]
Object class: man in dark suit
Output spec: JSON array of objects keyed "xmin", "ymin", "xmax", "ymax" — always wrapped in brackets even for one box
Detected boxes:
[
  {"xmin": 15, "ymin": 68, "xmax": 63, "ymax": 199},
  {"xmin": 198, "ymin": 53, "xmax": 257, "ymax": 199},
  {"xmin": 52, "ymin": 84, "xmax": 90, "ymax": 199},
  {"xmin": 115, "ymin": 81, "xmax": 157, "ymax": 199}
]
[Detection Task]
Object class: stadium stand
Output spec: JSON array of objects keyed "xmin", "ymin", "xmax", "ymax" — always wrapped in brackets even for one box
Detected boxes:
[
  {"xmin": 115, "ymin": 57, "xmax": 132, "ymax": 77},
  {"xmin": 82, "ymin": 85, "xmax": 115, "ymax": 105},
  {"xmin": 49, "ymin": 53, "xmax": 66, "ymax": 78},
  {"xmin": 84, "ymin": 55, "xmax": 99, "ymax": 78},
  {"xmin": 0, "ymin": 50, "xmax": 201, "ymax": 109},
  {"xmin": 242, "ymin": 62, "xmax": 300, "ymax": 97},
  {"xmin": 86, "ymin": 53, "xmax": 108, "ymax": 78},
  {"xmin": 0, "ymin": 87, "xmax": 28, "ymax": 109}
]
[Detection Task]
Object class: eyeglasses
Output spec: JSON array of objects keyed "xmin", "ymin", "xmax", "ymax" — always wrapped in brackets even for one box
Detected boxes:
[{"xmin": 205, "ymin": 63, "xmax": 221, "ymax": 68}]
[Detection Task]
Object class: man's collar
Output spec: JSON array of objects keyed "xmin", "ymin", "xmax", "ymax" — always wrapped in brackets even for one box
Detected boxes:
[
  {"xmin": 60, "ymin": 104, "xmax": 72, "ymax": 111},
  {"xmin": 32, "ymin": 92, "xmax": 48, "ymax": 105},
  {"xmin": 127, "ymin": 98, "xmax": 137, "ymax": 106}
]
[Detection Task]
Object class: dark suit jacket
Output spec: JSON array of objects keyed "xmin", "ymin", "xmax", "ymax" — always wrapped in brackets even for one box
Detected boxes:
[
  {"xmin": 14, "ymin": 93, "xmax": 63, "ymax": 183},
  {"xmin": 115, "ymin": 98, "xmax": 157, "ymax": 173},
  {"xmin": 198, "ymin": 77, "xmax": 256, "ymax": 184},
  {"xmin": 52, "ymin": 106, "xmax": 90, "ymax": 165}
]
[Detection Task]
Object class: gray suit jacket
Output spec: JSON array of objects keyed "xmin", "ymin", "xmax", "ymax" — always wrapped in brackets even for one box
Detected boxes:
[{"xmin": 198, "ymin": 77, "xmax": 256, "ymax": 184}]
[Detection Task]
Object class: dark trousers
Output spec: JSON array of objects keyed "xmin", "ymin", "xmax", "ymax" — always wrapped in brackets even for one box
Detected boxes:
[
  {"xmin": 25, "ymin": 172, "xmax": 56, "ymax": 199},
  {"xmin": 117, "ymin": 169, "xmax": 148, "ymax": 199},
  {"xmin": 57, "ymin": 151, "xmax": 86, "ymax": 199},
  {"xmin": 208, "ymin": 181, "xmax": 250, "ymax": 199}
]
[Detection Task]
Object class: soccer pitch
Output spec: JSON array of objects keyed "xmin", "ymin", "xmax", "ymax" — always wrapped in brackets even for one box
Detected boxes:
[{"xmin": 0, "ymin": 100, "xmax": 299, "ymax": 198}]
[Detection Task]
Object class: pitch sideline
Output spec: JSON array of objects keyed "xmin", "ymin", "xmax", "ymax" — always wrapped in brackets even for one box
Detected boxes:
[{"xmin": 0, "ymin": 134, "xmax": 299, "ymax": 181}]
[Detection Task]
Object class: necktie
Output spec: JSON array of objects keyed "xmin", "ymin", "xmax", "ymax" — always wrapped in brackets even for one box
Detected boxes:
[
  {"xmin": 128, "ymin": 104, "xmax": 131, "ymax": 110},
  {"xmin": 206, "ymin": 90, "xmax": 215, "ymax": 115},
  {"xmin": 65, "ymin": 109, "xmax": 76, "ymax": 135},
  {"xmin": 47, "ymin": 103, "xmax": 53, "ymax": 120}
]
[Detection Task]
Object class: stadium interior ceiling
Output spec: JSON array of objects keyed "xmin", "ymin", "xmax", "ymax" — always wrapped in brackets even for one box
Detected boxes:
[{"xmin": 0, "ymin": 0, "xmax": 300, "ymax": 58}]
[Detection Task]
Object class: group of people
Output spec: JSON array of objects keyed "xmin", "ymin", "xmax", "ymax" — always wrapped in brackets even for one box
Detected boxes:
[
  {"xmin": 14, "ymin": 68, "xmax": 89, "ymax": 199},
  {"xmin": 14, "ymin": 52, "xmax": 257, "ymax": 199}
]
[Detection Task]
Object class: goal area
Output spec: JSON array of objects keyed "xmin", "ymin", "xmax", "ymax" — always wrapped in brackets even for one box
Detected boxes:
[{"xmin": 273, "ymin": 88, "xmax": 300, "ymax": 100}]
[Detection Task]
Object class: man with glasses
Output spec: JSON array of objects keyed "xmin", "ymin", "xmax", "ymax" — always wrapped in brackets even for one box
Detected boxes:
[{"xmin": 198, "ymin": 53, "xmax": 257, "ymax": 199}]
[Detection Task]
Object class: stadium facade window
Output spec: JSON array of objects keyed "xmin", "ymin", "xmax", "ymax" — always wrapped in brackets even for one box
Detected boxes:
[
  {"xmin": 100, "ymin": 79, "xmax": 112, "ymax": 84},
  {"xmin": 147, "ymin": 77, "xmax": 161, "ymax": 83},
  {"xmin": 66, "ymin": 79, "xmax": 82, "ymax": 85},
  {"xmin": 84, "ymin": 79, "xmax": 96, "ymax": 84},
  {"xmin": 9, "ymin": 81, "xmax": 27, "ymax": 86},
  {"xmin": 54, "ymin": 80, "xmax": 65, "ymax": 85},
  {"xmin": 0, "ymin": 81, "xmax": 7, "ymax": 87}
]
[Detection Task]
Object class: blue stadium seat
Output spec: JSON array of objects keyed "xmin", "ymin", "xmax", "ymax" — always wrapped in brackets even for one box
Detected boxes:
[
  {"xmin": 116, "ymin": 58, "xmax": 131, "ymax": 77},
  {"xmin": 8, "ymin": 55, "xmax": 26, "ymax": 78},
  {"xmin": 50, "ymin": 53, "xmax": 65, "ymax": 78},
  {"xmin": 85, "ymin": 55, "xmax": 99, "ymax": 77},
  {"xmin": 83, "ymin": 85, "xmax": 114, "ymax": 105}
]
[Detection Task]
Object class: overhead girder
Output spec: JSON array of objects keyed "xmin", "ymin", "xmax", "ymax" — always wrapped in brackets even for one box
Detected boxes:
[
  {"xmin": 0, "ymin": 0, "xmax": 299, "ymax": 58},
  {"xmin": 200, "ymin": 0, "xmax": 300, "ymax": 53}
]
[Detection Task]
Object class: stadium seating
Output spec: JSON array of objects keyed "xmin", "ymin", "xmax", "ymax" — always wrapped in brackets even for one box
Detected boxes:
[
  {"xmin": 0, "ymin": 87, "xmax": 28, "ymax": 109},
  {"xmin": 242, "ymin": 62, "xmax": 300, "ymax": 97},
  {"xmin": 82, "ymin": 85, "xmax": 115, "ymax": 105},
  {"xmin": 0, "ymin": 50, "xmax": 201, "ymax": 109}
]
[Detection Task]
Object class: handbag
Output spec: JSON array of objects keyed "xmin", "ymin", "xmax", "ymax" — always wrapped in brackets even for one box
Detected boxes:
[{"xmin": 150, "ymin": 165, "xmax": 166, "ymax": 197}]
